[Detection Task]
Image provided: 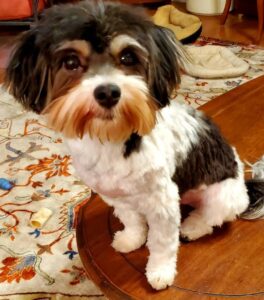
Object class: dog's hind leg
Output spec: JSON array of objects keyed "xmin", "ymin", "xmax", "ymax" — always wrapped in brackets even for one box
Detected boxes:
[
  {"xmin": 112, "ymin": 204, "xmax": 148, "ymax": 253},
  {"xmin": 180, "ymin": 175, "xmax": 249, "ymax": 241}
]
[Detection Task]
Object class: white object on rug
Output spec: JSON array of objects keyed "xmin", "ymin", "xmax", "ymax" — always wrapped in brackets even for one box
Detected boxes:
[{"xmin": 181, "ymin": 45, "xmax": 249, "ymax": 79}]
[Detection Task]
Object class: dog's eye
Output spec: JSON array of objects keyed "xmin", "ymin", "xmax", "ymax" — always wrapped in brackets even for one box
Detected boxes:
[
  {"xmin": 120, "ymin": 50, "xmax": 138, "ymax": 66},
  {"xmin": 63, "ymin": 55, "xmax": 82, "ymax": 71}
]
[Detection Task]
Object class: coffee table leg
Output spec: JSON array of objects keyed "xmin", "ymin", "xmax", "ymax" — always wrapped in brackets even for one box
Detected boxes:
[
  {"xmin": 220, "ymin": 0, "xmax": 232, "ymax": 25},
  {"xmin": 257, "ymin": 0, "xmax": 264, "ymax": 43}
]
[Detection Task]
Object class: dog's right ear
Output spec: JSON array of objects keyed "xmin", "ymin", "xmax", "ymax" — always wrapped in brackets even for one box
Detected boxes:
[{"xmin": 5, "ymin": 29, "xmax": 50, "ymax": 113}]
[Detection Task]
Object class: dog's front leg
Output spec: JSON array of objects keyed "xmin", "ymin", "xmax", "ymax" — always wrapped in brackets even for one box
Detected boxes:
[
  {"xmin": 112, "ymin": 203, "xmax": 148, "ymax": 253},
  {"xmin": 145, "ymin": 184, "xmax": 180, "ymax": 290}
]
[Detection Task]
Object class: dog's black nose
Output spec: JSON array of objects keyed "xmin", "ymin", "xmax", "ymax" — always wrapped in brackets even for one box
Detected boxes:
[{"xmin": 94, "ymin": 84, "xmax": 121, "ymax": 108}]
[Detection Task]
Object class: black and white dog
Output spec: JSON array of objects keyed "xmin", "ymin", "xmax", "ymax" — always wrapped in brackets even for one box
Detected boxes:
[{"xmin": 5, "ymin": 0, "xmax": 264, "ymax": 290}]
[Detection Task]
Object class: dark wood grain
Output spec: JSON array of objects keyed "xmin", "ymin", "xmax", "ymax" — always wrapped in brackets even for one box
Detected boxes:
[
  {"xmin": 77, "ymin": 76, "xmax": 264, "ymax": 300},
  {"xmin": 257, "ymin": 0, "xmax": 264, "ymax": 42}
]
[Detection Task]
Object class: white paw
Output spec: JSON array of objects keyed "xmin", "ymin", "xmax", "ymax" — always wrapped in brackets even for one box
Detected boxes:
[
  {"xmin": 180, "ymin": 215, "xmax": 213, "ymax": 241},
  {"xmin": 112, "ymin": 229, "xmax": 147, "ymax": 253},
  {"xmin": 146, "ymin": 263, "xmax": 176, "ymax": 290}
]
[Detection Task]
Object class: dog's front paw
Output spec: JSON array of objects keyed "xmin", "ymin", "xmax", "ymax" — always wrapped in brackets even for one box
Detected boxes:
[
  {"xmin": 146, "ymin": 262, "xmax": 176, "ymax": 290},
  {"xmin": 112, "ymin": 228, "xmax": 147, "ymax": 253}
]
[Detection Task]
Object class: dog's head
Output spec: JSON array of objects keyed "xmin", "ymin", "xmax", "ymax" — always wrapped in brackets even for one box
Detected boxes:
[{"xmin": 5, "ymin": 1, "xmax": 182, "ymax": 142}]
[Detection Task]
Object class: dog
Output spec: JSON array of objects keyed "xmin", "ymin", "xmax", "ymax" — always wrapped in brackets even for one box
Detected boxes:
[{"xmin": 5, "ymin": 0, "xmax": 264, "ymax": 290}]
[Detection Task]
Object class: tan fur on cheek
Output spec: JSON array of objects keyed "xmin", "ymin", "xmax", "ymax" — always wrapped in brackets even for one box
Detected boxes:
[
  {"xmin": 42, "ymin": 88, "xmax": 95, "ymax": 138},
  {"xmin": 121, "ymin": 87, "xmax": 157, "ymax": 136}
]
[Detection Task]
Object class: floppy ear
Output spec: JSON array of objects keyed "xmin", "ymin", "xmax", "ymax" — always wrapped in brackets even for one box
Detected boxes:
[
  {"xmin": 5, "ymin": 30, "xmax": 50, "ymax": 113},
  {"xmin": 148, "ymin": 26, "xmax": 182, "ymax": 107}
]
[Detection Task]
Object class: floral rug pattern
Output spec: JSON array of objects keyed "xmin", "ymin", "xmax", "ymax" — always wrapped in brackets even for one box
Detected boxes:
[
  {"xmin": 0, "ymin": 37, "xmax": 264, "ymax": 299},
  {"xmin": 0, "ymin": 94, "xmax": 102, "ymax": 298}
]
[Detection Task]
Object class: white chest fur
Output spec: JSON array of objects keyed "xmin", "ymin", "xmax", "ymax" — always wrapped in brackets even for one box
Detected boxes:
[{"xmin": 65, "ymin": 102, "xmax": 200, "ymax": 200}]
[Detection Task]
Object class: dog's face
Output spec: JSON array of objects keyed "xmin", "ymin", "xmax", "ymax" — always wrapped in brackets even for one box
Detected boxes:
[{"xmin": 5, "ymin": 1, "xmax": 181, "ymax": 142}]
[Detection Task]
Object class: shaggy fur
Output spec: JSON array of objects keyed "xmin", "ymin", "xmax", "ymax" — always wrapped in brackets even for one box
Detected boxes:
[{"xmin": 5, "ymin": 0, "xmax": 264, "ymax": 291}]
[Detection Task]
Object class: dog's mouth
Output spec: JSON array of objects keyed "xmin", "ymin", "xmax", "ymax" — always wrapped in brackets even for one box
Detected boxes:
[{"xmin": 96, "ymin": 107, "xmax": 115, "ymax": 120}]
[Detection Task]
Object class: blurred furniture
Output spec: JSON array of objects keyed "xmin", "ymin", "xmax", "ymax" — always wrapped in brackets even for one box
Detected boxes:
[
  {"xmin": 116, "ymin": 0, "xmax": 169, "ymax": 4},
  {"xmin": 187, "ymin": 0, "xmax": 227, "ymax": 15},
  {"xmin": 53, "ymin": 0, "xmax": 171, "ymax": 4},
  {"xmin": 0, "ymin": 0, "xmax": 167, "ymax": 27},
  {"xmin": 77, "ymin": 75, "xmax": 264, "ymax": 300},
  {"xmin": 0, "ymin": 0, "xmax": 51, "ymax": 26},
  {"xmin": 221, "ymin": 0, "xmax": 264, "ymax": 42}
]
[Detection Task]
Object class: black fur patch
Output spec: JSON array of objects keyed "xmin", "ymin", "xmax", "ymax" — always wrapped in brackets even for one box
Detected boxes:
[
  {"xmin": 240, "ymin": 179, "xmax": 264, "ymax": 219},
  {"xmin": 172, "ymin": 114, "xmax": 238, "ymax": 195},
  {"xmin": 123, "ymin": 133, "xmax": 142, "ymax": 158},
  {"xmin": 148, "ymin": 26, "xmax": 181, "ymax": 107},
  {"xmin": 5, "ymin": 31, "xmax": 49, "ymax": 112}
]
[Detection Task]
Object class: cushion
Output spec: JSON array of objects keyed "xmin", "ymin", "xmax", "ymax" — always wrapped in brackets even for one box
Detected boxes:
[
  {"xmin": 152, "ymin": 5, "xmax": 202, "ymax": 44},
  {"xmin": 0, "ymin": 0, "xmax": 46, "ymax": 20},
  {"xmin": 182, "ymin": 45, "xmax": 249, "ymax": 78}
]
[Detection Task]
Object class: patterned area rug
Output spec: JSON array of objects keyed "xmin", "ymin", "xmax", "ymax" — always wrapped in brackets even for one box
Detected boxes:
[{"xmin": 0, "ymin": 36, "xmax": 264, "ymax": 299}]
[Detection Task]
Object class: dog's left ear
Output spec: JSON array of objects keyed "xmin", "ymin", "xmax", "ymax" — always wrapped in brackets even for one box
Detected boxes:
[
  {"xmin": 4, "ymin": 29, "xmax": 50, "ymax": 113},
  {"xmin": 148, "ymin": 25, "xmax": 182, "ymax": 107}
]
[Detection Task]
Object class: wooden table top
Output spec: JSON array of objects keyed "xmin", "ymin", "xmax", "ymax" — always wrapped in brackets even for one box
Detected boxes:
[{"xmin": 76, "ymin": 75, "xmax": 264, "ymax": 300}]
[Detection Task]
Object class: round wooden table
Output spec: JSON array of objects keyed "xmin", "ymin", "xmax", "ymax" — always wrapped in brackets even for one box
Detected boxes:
[{"xmin": 77, "ymin": 75, "xmax": 264, "ymax": 300}]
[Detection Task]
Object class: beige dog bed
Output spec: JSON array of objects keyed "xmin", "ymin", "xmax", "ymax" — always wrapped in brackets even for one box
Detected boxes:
[
  {"xmin": 152, "ymin": 5, "xmax": 202, "ymax": 44},
  {"xmin": 181, "ymin": 45, "xmax": 249, "ymax": 78}
]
